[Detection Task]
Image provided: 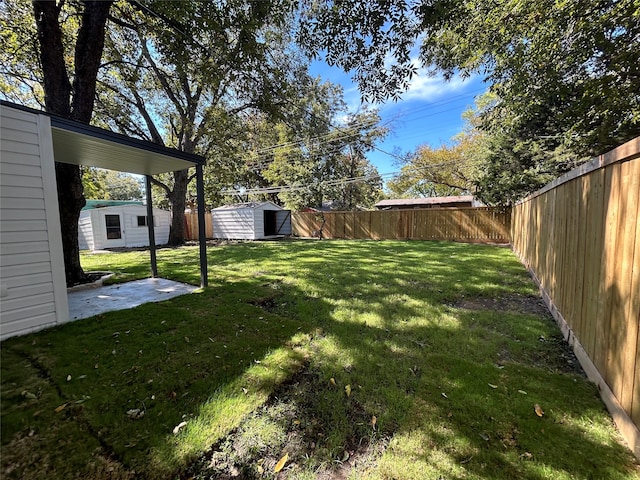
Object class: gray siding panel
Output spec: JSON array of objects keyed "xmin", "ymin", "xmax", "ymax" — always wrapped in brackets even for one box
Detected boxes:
[
  {"xmin": 78, "ymin": 211, "xmax": 93, "ymax": 250},
  {"xmin": 0, "ymin": 241, "xmax": 50, "ymax": 256},
  {"xmin": 0, "ymin": 104, "xmax": 69, "ymax": 340},
  {"xmin": 0, "ymin": 197, "xmax": 46, "ymax": 210},
  {"xmin": 1, "ymin": 185, "xmax": 47, "ymax": 199},
  {"xmin": 254, "ymin": 210, "xmax": 264, "ymax": 239},
  {"xmin": 213, "ymin": 209, "xmax": 256, "ymax": 239},
  {"xmin": 0, "ymin": 173, "xmax": 44, "ymax": 188}
]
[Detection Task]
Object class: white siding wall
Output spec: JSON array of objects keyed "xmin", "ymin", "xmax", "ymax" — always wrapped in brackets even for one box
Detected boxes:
[
  {"xmin": 0, "ymin": 105, "xmax": 69, "ymax": 340},
  {"xmin": 78, "ymin": 210, "xmax": 94, "ymax": 250},
  {"xmin": 120, "ymin": 206, "xmax": 170, "ymax": 247},
  {"xmin": 253, "ymin": 209, "xmax": 265, "ymax": 239},
  {"xmin": 213, "ymin": 209, "xmax": 256, "ymax": 239},
  {"xmin": 89, "ymin": 210, "xmax": 107, "ymax": 249},
  {"xmin": 85, "ymin": 206, "xmax": 170, "ymax": 250}
]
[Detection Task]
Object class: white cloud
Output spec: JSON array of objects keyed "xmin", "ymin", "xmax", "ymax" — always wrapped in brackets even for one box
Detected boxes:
[{"xmin": 402, "ymin": 68, "xmax": 467, "ymax": 102}]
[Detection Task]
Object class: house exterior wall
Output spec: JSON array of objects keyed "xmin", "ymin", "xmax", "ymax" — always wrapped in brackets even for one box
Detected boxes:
[
  {"xmin": 0, "ymin": 105, "xmax": 69, "ymax": 340},
  {"xmin": 82, "ymin": 205, "xmax": 170, "ymax": 250},
  {"xmin": 213, "ymin": 209, "xmax": 256, "ymax": 239}
]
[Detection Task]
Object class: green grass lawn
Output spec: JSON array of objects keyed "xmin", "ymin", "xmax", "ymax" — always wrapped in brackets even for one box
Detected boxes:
[{"xmin": 1, "ymin": 240, "xmax": 638, "ymax": 479}]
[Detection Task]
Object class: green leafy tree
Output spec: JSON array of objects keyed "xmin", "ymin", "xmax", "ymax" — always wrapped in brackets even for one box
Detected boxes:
[
  {"xmin": 254, "ymin": 90, "xmax": 387, "ymax": 211},
  {"xmin": 1, "ymin": 0, "xmax": 113, "ymax": 285},
  {"xmin": 387, "ymin": 135, "xmax": 481, "ymax": 198},
  {"xmin": 298, "ymin": 0, "xmax": 639, "ymax": 202},
  {"xmin": 95, "ymin": 1, "xmax": 301, "ymax": 244},
  {"xmin": 82, "ymin": 168, "xmax": 143, "ymax": 200}
]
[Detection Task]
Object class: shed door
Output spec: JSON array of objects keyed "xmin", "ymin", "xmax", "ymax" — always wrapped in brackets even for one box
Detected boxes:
[
  {"xmin": 264, "ymin": 210, "xmax": 277, "ymax": 236},
  {"xmin": 104, "ymin": 214, "xmax": 126, "ymax": 247}
]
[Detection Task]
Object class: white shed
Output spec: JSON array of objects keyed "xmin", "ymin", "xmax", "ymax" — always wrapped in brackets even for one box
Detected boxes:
[
  {"xmin": 212, "ymin": 201, "xmax": 291, "ymax": 240},
  {"xmin": 0, "ymin": 101, "xmax": 207, "ymax": 340},
  {"xmin": 78, "ymin": 204, "xmax": 171, "ymax": 250}
]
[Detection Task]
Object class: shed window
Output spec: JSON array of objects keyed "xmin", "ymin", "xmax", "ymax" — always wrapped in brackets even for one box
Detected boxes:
[
  {"xmin": 137, "ymin": 215, "xmax": 155, "ymax": 227},
  {"xmin": 105, "ymin": 215, "xmax": 122, "ymax": 239}
]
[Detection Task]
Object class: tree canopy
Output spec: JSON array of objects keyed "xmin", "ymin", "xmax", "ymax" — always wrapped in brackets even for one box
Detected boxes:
[{"xmin": 299, "ymin": 0, "xmax": 639, "ymax": 202}]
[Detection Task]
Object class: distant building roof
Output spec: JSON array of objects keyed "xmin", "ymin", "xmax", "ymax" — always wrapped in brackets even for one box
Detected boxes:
[
  {"xmin": 374, "ymin": 196, "xmax": 478, "ymax": 209},
  {"xmin": 82, "ymin": 200, "xmax": 143, "ymax": 210}
]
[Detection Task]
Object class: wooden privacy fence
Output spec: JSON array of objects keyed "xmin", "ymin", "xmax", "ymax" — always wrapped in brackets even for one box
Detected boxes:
[
  {"xmin": 185, "ymin": 212, "xmax": 213, "ymax": 240},
  {"xmin": 292, "ymin": 207, "xmax": 511, "ymax": 243},
  {"xmin": 511, "ymin": 137, "xmax": 640, "ymax": 457}
]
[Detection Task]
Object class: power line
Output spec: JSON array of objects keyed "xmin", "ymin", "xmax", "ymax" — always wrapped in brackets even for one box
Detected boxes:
[{"xmin": 221, "ymin": 158, "xmax": 476, "ymax": 196}]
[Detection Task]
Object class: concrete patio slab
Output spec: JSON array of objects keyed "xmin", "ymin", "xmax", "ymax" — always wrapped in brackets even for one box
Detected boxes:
[{"xmin": 68, "ymin": 278, "xmax": 198, "ymax": 320}]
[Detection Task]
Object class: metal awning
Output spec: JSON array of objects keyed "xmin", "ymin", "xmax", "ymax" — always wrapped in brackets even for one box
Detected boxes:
[{"xmin": 50, "ymin": 117, "xmax": 203, "ymax": 175}]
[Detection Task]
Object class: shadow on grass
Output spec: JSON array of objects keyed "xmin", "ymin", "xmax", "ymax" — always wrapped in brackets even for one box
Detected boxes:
[{"xmin": 2, "ymin": 240, "xmax": 638, "ymax": 479}]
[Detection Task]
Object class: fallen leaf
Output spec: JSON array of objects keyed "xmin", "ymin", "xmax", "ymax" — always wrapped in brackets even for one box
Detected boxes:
[
  {"xmin": 55, "ymin": 403, "xmax": 68, "ymax": 413},
  {"xmin": 345, "ymin": 384, "xmax": 352, "ymax": 397},
  {"xmin": 441, "ymin": 392, "xmax": 448, "ymax": 399},
  {"xmin": 127, "ymin": 409, "xmax": 144, "ymax": 420},
  {"xmin": 341, "ymin": 450, "xmax": 350, "ymax": 462},
  {"xmin": 173, "ymin": 421, "xmax": 188, "ymax": 435},
  {"xmin": 479, "ymin": 432, "xmax": 490, "ymax": 441},
  {"xmin": 274, "ymin": 453, "xmax": 289, "ymax": 473},
  {"xmin": 21, "ymin": 390, "xmax": 37, "ymax": 400},
  {"xmin": 371, "ymin": 415, "xmax": 377, "ymax": 429},
  {"xmin": 293, "ymin": 419, "xmax": 301, "ymax": 426},
  {"xmin": 534, "ymin": 404, "xmax": 544, "ymax": 417},
  {"xmin": 518, "ymin": 390, "xmax": 527, "ymax": 395},
  {"xmin": 257, "ymin": 464, "xmax": 264, "ymax": 474},
  {"xmin": 329, "ymin": 377, "xmax": 336, "ymax": 386},
  {"xmin": 488, "ymin": 383, "xmax": 498, "ymax": 389}
]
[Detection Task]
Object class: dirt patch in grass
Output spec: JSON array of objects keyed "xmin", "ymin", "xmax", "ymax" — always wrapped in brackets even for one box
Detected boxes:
[
  {"xmin": 454, "ymin": 293, "xmax": 550, "ymax": 317},
  {"xmin": 183, "ymin": 365, "xmax": 385, "ymax": 479},
  {"xmin": 455, "ymin": 294, "xmax": 586, "ymax": 377},
  {"xmin": 248, "ymin": 296, "xmax": 280, "ymax": 313}
]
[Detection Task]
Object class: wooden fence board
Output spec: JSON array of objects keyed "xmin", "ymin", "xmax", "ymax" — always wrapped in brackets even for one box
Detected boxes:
[
  {"xmin": 616, "ymin": 159, "xmax": 640, "ymax": 416},
  {"xmin": 511, "ymin": 138, "xmax": 640, "ymax": 456},
  {"xmin": 602, "ymin": 163, "xmax": 622, "ymax": 399},
  {"xmin": 291, "ymin": 207, "xmax": 510, "ymax": 244},
  {"xmin": 588, "ymin": 168, "xmax": 607, "ymax": 371},
  {"xmin": 184, "ymin": 213, "xmax": 213, "ymax": 240}
]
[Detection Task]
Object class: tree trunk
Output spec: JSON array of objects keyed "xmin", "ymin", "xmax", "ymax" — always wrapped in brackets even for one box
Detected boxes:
[
  {"xmin": 56, "ymin": 163, "xmax": 86, "ymax": 285},
  {"xmin": 168, "ymin": 169, "xmax": 189, "ymax": 245},
  {"xmin": 33, "ymin": 0, "xmax": 112, "ymax": 286}
]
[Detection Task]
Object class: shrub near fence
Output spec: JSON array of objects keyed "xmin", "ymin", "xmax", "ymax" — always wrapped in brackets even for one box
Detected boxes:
[
  {"xmin": 511, "ymin": 137, "xmax": 640, "ymax": 458},
  {"xmin": 292, "ymin": 207, "xmax": 511, "ymax": 243}
]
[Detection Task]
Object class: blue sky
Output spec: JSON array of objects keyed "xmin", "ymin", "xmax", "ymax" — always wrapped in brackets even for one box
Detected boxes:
[{"xmin": 309, "ymin": 61, "xmax": 489, "ymax": 178}]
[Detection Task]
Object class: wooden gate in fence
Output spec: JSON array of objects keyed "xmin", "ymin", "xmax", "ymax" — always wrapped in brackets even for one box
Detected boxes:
[{"xmin": 292, "ymin": 207, "xmax": 511, "ymax": 243}]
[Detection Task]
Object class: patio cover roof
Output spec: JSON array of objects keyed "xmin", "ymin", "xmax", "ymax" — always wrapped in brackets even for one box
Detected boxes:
[
  {"xmin": 50, "ymin": 117, "xmax": 204, "ymax": 175},
  {"xmin": 1, "ymin": 101, "xmax": 204, "ymax": 175}
]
